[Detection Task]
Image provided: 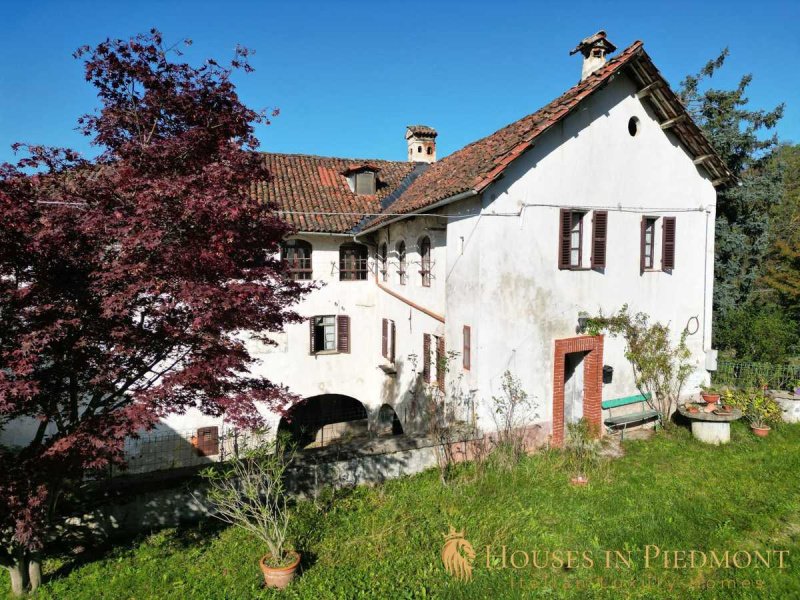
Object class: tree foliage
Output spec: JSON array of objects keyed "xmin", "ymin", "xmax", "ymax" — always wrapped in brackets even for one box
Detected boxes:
[
  {"xmin": 678, "ymin": 49, "xmax": 784, "ymax": 324},
  {"xmin": 0, "ymin": 30, "xmax": 305, "ymax": 595}
]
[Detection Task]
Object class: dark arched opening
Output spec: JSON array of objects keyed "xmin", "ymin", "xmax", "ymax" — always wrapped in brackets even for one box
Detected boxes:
[
  {"xmin": 377, "ymin": 404, "xmax": 404, "ymax": 437},
  {"xmin": 278, "ymin": 394, "xmax": 368, "ymax": 449}
]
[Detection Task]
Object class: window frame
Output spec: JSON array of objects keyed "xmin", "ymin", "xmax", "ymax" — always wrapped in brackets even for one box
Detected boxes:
[
  {"xmin": 339, "ymin": 242, "xmax": 369, "ymax": 281},
  {"xmin": 379, "ymin": 242, "xmax": 388, "ymax": 282},
  {"xmin": 641, "ymin": 216, "xmax": 658, "ymax": 272},
  {"xmin": 419, "ymin": 236, "xmax": 431, "ymax": 287},
  {"xmin": 396, "ymin": 240, "xmax": 407, "ymax": 285},
  {"xmin": 463, "ymin": 325, "xmax": 471, "ymax": 371},
  {"xmin": 281, "ymin": 239, "xmax": 313, "ymax": 280},
  {"xmin": 311, "ymin": 315, "xmax": 336, "ymax": 353},
  {"xmin": 354, "ymin": 170, "xmax": 376, "ymax": 195}
]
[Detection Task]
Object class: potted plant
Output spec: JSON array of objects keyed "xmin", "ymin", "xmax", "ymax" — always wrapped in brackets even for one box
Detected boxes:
[
  {"xmin": 700, "ymin": 384, "xmax": 721, "ymax": 405},
  {"xmin": 201, "ymin": 435, "xmax": 300, "ymax": 589},
  {"xmin": 745, "ymin": 390, "xmax": 783, "ymax": 437},
  {"xmin": 564, "ymin": 419, "xmax": 600, "ymax": 486}
]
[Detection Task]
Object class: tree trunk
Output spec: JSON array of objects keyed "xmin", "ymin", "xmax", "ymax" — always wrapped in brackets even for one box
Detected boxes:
[
  {"xmin": 7, "ymin": 559, "xmax": 30, "ymax": 598},
  {"xmin": 28, "ymin": 555, "xmax": 42, "ymax": 592}
]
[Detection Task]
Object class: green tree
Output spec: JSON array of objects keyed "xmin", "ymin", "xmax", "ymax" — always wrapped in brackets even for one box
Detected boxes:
[
  {"xmin": 678, "ymin": 50, "xmax": 784, "ymax": 330},
  {"xmin": 762, "ymin": 144, "xmax": 800, "ymax": 321}
]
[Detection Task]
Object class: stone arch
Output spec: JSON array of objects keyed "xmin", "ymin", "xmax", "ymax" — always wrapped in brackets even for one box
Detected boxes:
[
  {"xmin": 278, "ymin": 394, "xmax": 368, "ymax": 449},
  {"xmin": 375, "ymin": 404, "xmax": 404, "ymax": 437}
]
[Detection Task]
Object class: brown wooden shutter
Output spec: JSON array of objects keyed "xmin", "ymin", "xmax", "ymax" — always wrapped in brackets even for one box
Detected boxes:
[
  {"xmin": 436, "ymin": 336, "xmax": 446, "ymax": 392},
  {"xmin": 640, "ymin": 216, "xmax": 647, "ymax": 274},
  {"xmin": 559, "ymin": 209, "xmax": 572, "ymax": 269},
  {"xmin": 591, "ymin": 211, "xmax": 608, "ymax": 269},
  {"xmin": 422, "ymin": 334, "xmax": 431, "ymax": 381},
  {"xmin": 662, "ymin": 217, "xmax": 676, "ymax": 271},
  {"xmin": 381, "ymin": 318, "xmax": 388, "ymax": 358},
  {"xmin": 195, "ymin": 426, "xmax": 219, "ymax": 456},
  {"xmin": 463, "ymin": 325, "xmax": 471, "ymax": 370},
  {"xmin": 337, "ymin": 315, "xmax": 350, "ymax": 353},
  {"xmin": 390, "ymin": 321, "xmax": 396, "ymax": 362},
  {"xmin": 309, "ymin": 318, "xmax": 316, "ymax": 354}
]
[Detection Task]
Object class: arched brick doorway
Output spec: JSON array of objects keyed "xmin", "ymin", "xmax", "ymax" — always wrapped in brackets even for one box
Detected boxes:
[{"xmin": 552, "ymin": 335, "xmax": 604, "ymax": 446}]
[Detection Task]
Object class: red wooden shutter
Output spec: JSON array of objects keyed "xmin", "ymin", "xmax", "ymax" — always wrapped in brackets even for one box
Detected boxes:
[
  {"xmin": 436, "ymin": 336, "xmax": 446, "ymax": 392},
  {"xmin": 381, "ymin": 318, "xmax": 388, "ymax": 359},
  {"xmin": 195, "ymin": 426, "xmax": 219, "ymax": 456},
  {"xmin": 662, "ymin": 217, "xmax": 676, "ymax": 271},
  {"xmin": 309, "ymin": 318, "xmax": 316, "ymax": 354},
  {"xmin": 390, "ymin": 321, "xmax": 396, "ymax": 362},
  {"xmin": 337, "ymin": 315, "xmax": 350, "ymax": 353},
  {"xmin": 640, "ymin": 216, "xmax": 647, "ymax": 274},
  {"xmin": 591, "ymin": 211, "xmax": 608, "ymax": 269},
  {"xmin": 463, "ymin": 325, "xmax": 471, "ymax": 370},
  {"xmin": 559, "ymin": 209, "xmax": 572, "ymax": 269},
  {"xmin": 422, "ymin": 334, "xmax": 431, "ymax": 382}
]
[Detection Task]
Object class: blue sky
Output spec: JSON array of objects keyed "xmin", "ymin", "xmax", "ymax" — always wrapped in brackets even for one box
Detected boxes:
[{"xmin": 1, "ymin": 0, "xmax": 798, "ymax": 164}]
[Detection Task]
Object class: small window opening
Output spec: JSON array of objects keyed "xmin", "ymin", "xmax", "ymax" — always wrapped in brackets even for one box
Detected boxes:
[
  {"xmin": 628, "ymin": 116, "xmax": 640, "ymax": 137},
  {"xmin": 426, "ymin": 147, "xmax": 433, "ymax": 155},
  {"xmin": 417, "ymin": 146, "xmax": 422, "ymax": 153}
]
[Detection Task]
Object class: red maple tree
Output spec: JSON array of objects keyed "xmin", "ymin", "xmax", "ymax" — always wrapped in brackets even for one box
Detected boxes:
[{"xmin": 0, "ymin": 30, "xmax": 306, "ymax": 595}]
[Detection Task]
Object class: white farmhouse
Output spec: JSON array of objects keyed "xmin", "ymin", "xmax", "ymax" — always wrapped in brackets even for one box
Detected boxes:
[{"xmin": 166, "ymin": 32, "xmax": 731, "ymax": 453}]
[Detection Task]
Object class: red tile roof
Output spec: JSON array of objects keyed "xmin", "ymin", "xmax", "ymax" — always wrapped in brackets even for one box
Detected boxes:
[
  {"xmin": 363, "ymin": 41, "xmax": 731, "ymax": 231},
  {"xmin": 250, "ymin": 154, "xmax": 416, "ymax": 233}
]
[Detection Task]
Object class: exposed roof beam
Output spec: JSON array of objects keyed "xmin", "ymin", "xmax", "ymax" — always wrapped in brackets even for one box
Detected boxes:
[
  {"xmin": 636, "ymin": 80, "xmax": 663, "ymax": 98},
  {"xmin": 711, "ymin": 177, "xmax": 729, "ymax": 187},
  {"xmin": 693, "ymin": 154, "xmax": 714, "ymax": 165},
  {"xmin": 660, "ymin": 114, "xmax": 688, "ymax": 129}
]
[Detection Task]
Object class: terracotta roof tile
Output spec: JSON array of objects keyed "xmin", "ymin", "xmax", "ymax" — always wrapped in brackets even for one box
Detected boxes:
[{"xmin": 250, "ymin": 153, "xmax": 416, "ymax": 233}]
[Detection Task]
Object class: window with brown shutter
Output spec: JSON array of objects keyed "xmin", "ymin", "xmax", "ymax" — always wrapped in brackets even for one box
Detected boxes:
[
  {"xmin": 337, "ymin": 315, "xmax": 350, "ymax": 353},
  {"xmin": 662, "ymin": 217, "xmax": 676, "ymax": 271},
  {"xmin": 559, "ymin": 209, "xmax": 585, "ymax": 269},
  {"xmin": 436, "ymin": 336, "xmax": 446, "ymax": 392},
  {"xmin": 559, "ymin": 209, "xmax": 572, "ymax": 269},
  {"xmin": 591, "ymin": 211, "xmax": 608, "ymax": 269},
  {"xmin": 194, "ymin": 426, "xmax": 219, "ymax": 456},
  {"xmin": 463, "ymin": 325, "xmax": 471, "ymax": 370},
  {"xmin": 640, "ymin": 217, "xmax": 657, "ymax": 273},
  {"xmin": 390, "ymin": 321, "xmax": 396, "ymax": 362},
  {"xmin": 381, "ymin": 318, "xmax": 388, "ymax": 359},
  {"xmin": 422, "ymin": 334, "xmax": 431, "ymax": 381}
]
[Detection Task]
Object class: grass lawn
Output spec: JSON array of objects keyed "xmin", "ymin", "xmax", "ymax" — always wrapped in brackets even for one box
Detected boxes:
[{"xmin": 6, "ymin": 423, "xmax": 800, "ymax": 599}]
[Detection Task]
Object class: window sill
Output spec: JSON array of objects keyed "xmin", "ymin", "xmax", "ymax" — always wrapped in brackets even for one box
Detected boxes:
[
  {"xmin": 379, "ymin": 363, "xmax": 397, "ymax": 375},
  {"xmin": 312, "ymin": 350, "xmax": 339, "ymax": 356}
]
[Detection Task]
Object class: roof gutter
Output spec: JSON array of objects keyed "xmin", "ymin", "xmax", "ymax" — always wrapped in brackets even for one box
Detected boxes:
[{"xmin": 354, "ymin": 188, "xmax": 479, "ymax": 240}]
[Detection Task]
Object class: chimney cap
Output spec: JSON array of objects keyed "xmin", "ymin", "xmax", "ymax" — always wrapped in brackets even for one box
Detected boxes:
[
  {"xmin": 570, "ymin": 30, "xmax": 617, "ymax": 57},
  {"xmin": 405, "ymin": 125, "xmax": 438, "ymax": 139}
]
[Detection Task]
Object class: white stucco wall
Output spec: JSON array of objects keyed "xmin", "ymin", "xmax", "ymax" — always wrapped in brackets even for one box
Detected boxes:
[{"xmin": 443, "ymin": 73, "xmax": 717, "ymax": 434}]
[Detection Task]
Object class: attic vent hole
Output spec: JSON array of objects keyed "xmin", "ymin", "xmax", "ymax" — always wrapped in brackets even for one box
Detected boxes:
[{"xmin": 628, "ymin": 116, "xmax": 640, "ymax": 137}]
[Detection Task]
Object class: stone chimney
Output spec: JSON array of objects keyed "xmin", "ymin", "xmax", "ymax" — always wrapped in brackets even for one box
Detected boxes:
[
  {"xmin": 405, "ymin": 125, "xmax": 437, "ymax": 163},
  {"xmin": 570, "ymin": 31, "xmax": 617, "ymax": 81}
]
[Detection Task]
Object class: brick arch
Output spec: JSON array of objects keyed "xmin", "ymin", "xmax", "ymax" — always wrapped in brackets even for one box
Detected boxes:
[{"xmin": 552, "ymin": 335, "xmax": 604, "ymax": 446}]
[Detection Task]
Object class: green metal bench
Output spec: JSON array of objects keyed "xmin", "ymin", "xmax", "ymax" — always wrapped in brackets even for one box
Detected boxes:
[{"xmin": 602, "ymin": 393, "xmax": 660, "ymax": 440}]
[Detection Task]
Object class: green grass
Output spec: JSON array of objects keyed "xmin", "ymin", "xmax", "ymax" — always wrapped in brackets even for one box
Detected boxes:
[{"xmin": 8, "ymin": 423, "xmax": 800, "ymax": 599}]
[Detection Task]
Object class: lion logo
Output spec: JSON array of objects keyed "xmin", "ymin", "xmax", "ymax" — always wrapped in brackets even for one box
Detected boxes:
[{"xmin": 441, "ymin": 525, "xmax": 476, "ymax": 582}]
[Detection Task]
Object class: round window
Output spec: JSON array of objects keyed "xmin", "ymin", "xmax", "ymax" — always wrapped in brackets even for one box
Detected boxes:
[{"xmin": 628, "ymin": 116, "xmax": 640, "ymax": 137}]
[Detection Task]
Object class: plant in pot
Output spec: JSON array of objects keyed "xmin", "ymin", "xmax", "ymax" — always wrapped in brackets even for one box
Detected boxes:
[
  {"xmin": 564, "ymin": 419, "xmax": 600, "ymax": 486},
  {"xmin": 700, "ymin": 384, "xmax": 721, "ymax": 405},
  {"xmin": 744, "ymin": 390, "xmax": 783, "ymax": 437},
  {"xmin": 201, "ymin": 434, "xmax": 300, "ymax": 589}
]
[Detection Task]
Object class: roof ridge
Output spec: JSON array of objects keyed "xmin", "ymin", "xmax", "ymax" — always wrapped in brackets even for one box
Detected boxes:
[{"xmin": 259, "ymin": 151, "xmax": 407, "ymax": 165}]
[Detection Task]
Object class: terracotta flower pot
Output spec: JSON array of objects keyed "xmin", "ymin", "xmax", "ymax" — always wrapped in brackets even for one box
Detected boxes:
[
  {"xmin": 701, "ymin": 393, "xmax": 720, "ymax": 404},
  {"xmin": 751, "ymin": 425, "xmax": 771, "ymax": 438},
  {"xmin": 260, "ymin": 551, "xmax": 301, "ymax": 589},
  {"xmin": 570, "ymin": 475, "xmax": 589, "ymax": 486},
  {"xmin": 687, "ymin": 407, "xmax": 700, "ymax": 414}
]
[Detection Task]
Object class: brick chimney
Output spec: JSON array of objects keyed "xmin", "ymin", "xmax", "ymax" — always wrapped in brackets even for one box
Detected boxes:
[
  {"xmin": 570, "ymin": 31, "xmax": 617, "ymax": 81},
  {"xmin": 405, "ymin": 125, "xmax": 437, "ymax": 163}
]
